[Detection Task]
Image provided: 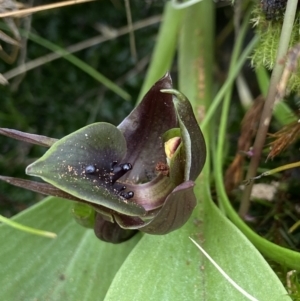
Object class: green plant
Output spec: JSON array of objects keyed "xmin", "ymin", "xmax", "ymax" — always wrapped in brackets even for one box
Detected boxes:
[{"xmin": 1, "ymin": 0, "xmax": 300, "ymax": 300}]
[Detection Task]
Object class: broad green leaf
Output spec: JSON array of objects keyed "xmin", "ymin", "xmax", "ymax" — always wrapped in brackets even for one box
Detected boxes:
[
  {"xmin": 26, "ymin": 123, "xmax": 145, "ymax": 216},
  {"xmin": 0, "ymin": 197, "xmax": 141, "ymax": 301},
  {"xmin": 104, "ymin": 195, "xmax": 291, "ymax": 301}
]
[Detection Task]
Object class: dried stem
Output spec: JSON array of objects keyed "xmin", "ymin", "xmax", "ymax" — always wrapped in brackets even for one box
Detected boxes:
[
  {"xmin": 3, "ymin": 15, "xmax": 161, "ymax": 81},
  {"xmin": 239, "ymin": 0, "xmax": 299, "ymax": 217},
  {"xmin": 0, "ymin": 0, "xmax": 95, "ymax": 18},
  {"xmin": 124, "ymin": 0, "xmax": 137, "ymax": 61}
]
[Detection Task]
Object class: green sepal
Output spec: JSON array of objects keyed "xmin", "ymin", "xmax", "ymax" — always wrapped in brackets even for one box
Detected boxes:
[{"xmin": 26, "ymin": 123, "xmax": 146, "ymax": 217}]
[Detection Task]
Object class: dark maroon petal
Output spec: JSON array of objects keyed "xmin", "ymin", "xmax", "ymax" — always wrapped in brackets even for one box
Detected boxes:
[
  {"xmin": 0, "ymin": 175, "xmax": 118, "ymax": 220},
  {"xmin": 0, "ymin": 128, "xmax": 58, "ymax": 147},
  {"xmin": 125, "ymin": 174, "xmax": 175, "ymax": 211},
  {"xmin": 117, "ymin": 73, "xmax": 177, "ymax": 183},
  {"xmin": 0, "ymin": 175, "xmax": 83, "ymax": 201},
  {"xmin": 139, "ymin": 181, "xmax": 196, "ymax": 234},
  {"xmin": 114, "ymin": 181, "xmax": 196, "ymax": 235}
]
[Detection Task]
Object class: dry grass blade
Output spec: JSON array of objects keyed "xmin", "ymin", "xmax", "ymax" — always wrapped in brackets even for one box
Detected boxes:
[
  {"xmin": 225, "ymin": 96, "xmax": 264, "ymax": 193},
  {"xmin": 0, "ymin": 73, "xmax": 8, "ymax": 84},
  {"xmin": 0, "ymin": 28, "xmax": 19, "ymax": 45},
  {"xmin": 267, "ymin": 120, "xmax": 300, "ymax": 160},
  {"xmin": 277, "ymin": 43, "xmax": 300, "ymax": 101},
  {"xmin": 0, "ymin": 0, "xmax": 95, "ymax": 18},
  {"xmin": 0, "ymin": 0, "xmax": 23, "ymax": 66},
  {"xmin": 124, "ymin": 0, "xmax": 137, "ymax": 61},
  {"xmin": 3, "ymin": 15, "xmax": 161, "ymax": 81}
]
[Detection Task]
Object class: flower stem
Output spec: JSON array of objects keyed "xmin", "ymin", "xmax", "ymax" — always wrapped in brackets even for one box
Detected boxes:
[{"xmin": 239, "ymin": 0, "xmax": 299, "ymax": 217}]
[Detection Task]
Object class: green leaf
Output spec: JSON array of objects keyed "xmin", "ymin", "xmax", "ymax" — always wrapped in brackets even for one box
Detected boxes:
[
  {"xmin": 0, "ymin": 197, "xmax": 141, "ymax": 301},
  {"xmin": 104, "ymin": 196, "xmax": 291, "ymax": 301},
  {"xmin": 26, "ymin": 123, "xmax": 145, "ymax": 216}
]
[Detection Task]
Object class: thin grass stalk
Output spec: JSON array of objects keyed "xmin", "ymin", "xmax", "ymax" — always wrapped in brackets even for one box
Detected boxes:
[
  {"xmin": 216, "ymin": 8, "xmax": 252, "ymax": 212},
  {"xmin": 137, "ymin": 2, "xmax": 185, "ymax": 102},
  {"xmin": 3, "ymin": 16, "xmax": 162, "ymax": 81},
  {"xmin": 239, "ymin": 0, "xmax": 299, "ymax": 217}
]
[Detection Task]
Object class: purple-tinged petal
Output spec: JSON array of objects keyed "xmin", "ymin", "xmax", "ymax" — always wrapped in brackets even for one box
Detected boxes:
[
  {"xmin": 117, "ymin": 73, "xmax": 177, "ymax": 183},
  {"xmin": 0, "ymin": 175, "xmax": 83, "ymax": 201},
  {"xmin": 114, "ymin": 181, "xmax": 196, "ymax": 234},
  {"xmin": 0, "ymin": 128, "xmax": 58, "ymax": 147},
  {"xmin": 125, "ymin": 174, "xmax": 175, "ymax": 211},
  {"xmin": 0, "ymin": 175, "xmax": 117, "ymax": 223}
]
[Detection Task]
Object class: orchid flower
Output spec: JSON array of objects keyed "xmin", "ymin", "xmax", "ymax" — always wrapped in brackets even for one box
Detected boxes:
[{"xmin": 0, "ymin": 74, "xmax": 206, "ymax": 243}]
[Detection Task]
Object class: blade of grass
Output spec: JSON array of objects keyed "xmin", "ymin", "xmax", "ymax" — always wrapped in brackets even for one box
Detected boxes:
[
  {"xmin": 190, "ymin": 238, "xmax": 259, "ymax": 301},
  {"xmin": 200, "ymin": 36, "xmax": 259, "ymax": 130},
  {"xmin": 137, "ymin": 2, "xmax": 185, "ymax": 102},
  {"xmin": 124, "ymin": 0, "xmax": 137, "ymax": 61},
  {"xmin": 246, "ymin": 161, "xmax": 300, "ymax": 183},
  {"xmin": 0, "ymin": 214, "xmax": 56, "ymax": 238},
  {"xmin": 214, "ymin": 8, "xmax": 252, "ymax": 213},
  {"xmin": 26, "ymin": 31, "xmax": 131, "ymax": 101}
]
